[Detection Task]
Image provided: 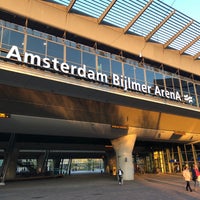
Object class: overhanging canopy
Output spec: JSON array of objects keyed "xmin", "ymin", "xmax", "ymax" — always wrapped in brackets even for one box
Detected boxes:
[{"xmin": 46, "ymin": 0, "xmax": 200, "ymax": 59}]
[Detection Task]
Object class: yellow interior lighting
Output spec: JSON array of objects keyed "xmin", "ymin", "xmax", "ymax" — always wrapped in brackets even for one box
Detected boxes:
[{"xmin": 0, "ymin": 113, "xmax": 10, "ymax": 118}]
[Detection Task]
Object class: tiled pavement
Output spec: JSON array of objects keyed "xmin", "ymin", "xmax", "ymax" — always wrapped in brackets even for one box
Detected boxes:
[{"xmin": 0, "ymin": 173, "xmax": 199, "ymax": 200}]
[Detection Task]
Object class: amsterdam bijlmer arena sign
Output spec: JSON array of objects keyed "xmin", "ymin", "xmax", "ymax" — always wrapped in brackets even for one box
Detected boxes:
[{"xmin": 6, "ymin": 45, "xmax": 193, "ymax": 104}]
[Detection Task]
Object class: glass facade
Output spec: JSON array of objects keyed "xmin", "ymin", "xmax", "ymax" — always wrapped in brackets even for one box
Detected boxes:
[
  {"xmin": 0, "ymin": 19, "xmax": 200, "ymax": 107},
  {"xmin": 134, "ymin": 143, "xmax": 200, "ymax": 174}
]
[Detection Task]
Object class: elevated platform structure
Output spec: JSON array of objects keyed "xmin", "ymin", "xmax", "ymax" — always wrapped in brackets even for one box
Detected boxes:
[{"xmin": 0, "ymin": 0, "xmax": 200, "ymax": 182}]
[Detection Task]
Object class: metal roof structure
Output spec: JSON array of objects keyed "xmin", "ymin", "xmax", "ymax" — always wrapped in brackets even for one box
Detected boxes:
[{"xmin": 45, "ymin": 0, "xmax": 200, "ymax": 59}]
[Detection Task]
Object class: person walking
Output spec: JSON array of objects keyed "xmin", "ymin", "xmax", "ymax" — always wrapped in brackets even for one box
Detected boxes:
[
  {"xmin": 183, "ymin": 165, "xmax": 192, "ymax": 192},
  {"xmin": 117, "ymin": 168, "xmax": 123, "ymax": 185},
  {"xmin": 192, "ymin": 164, "xmax": 200, "ymax": 190}
]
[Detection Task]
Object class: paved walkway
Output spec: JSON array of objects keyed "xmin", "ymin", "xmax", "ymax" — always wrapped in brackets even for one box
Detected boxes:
[{"xmin": 0, "ymin": 173, "xmax": 200, "ymax": 200}]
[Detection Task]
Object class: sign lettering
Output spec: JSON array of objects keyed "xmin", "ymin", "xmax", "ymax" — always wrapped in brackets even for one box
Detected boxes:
[{"xmin": 5, "ymin": 45, "xmax": 193, "ymax": 104}]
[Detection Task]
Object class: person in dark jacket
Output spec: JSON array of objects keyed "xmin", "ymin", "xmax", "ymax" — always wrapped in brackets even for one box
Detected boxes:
[
  {"xmin": 117, "ymin": 168, "xmax": 124, "ymax": 185},
  {"xmin": 191, "ymin": 164, "xmax": 200, "ymax": 191}
]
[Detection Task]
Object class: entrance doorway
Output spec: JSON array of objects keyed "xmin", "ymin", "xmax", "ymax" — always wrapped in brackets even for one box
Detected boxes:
[{"xmin": 133, "ymin": 141, "xmax": 200, "ymax": 174}]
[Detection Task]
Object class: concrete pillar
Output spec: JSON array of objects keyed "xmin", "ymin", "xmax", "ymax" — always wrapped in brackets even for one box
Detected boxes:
[
  {"xmin": 111, "ymin": 133, "xmax": 136, "ymax": 180},
  {"xmin": 67, "ymin": 158, "xmax": 72, "ymax": 175},
  {"xmin": 5, "ymin": 147, "xmax": 18, "ymax": 180},
  {"xmin": 53, "ymin": 158, "xmax": 61, "ymax": 174},
  {"xmin": 37, "ymin": 153, "xmax": 45, "ymax": 174},
  {"xmin": 166, "ymin": 149, "xmax": 172, "ymax": 173},
  {"xmin": 37, "ymin": 150, "xmax": 49, "ymax": 174}
]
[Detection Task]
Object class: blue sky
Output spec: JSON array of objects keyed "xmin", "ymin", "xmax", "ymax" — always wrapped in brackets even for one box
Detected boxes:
[{"xmin": 162, "ymin": 0, "xmax": 200, "ymax": 22}]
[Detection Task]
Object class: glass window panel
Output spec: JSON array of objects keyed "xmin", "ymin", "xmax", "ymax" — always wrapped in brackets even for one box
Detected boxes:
[
  {"xmin": 0, "ymin": 27, "xmax": 2, "ymax": 47},
  {"xmin": 124, "ymin": 63, "xmax": 134, "ymax": 80},
  {"xmin": 191, "ymin": 97, "xmax": 197, "ymax": 106},
  {"xmin": 181, "ymin": 80, "xmax": 188, "ymax": 93},
  {"xmin": 111, "ymin": 60, "xmax": 122, "ymax": 75},
  {"xmin": 66, "ymin": 40, "xmax": 76, "ymax": 48},
  {"xmin": 27, "ymin": 35, "xmax": 46, "ymax": 56},
  {"xmin": 66, "ymin": 46, "xmax": 81, "ymax": 66},
  {"xmin": 173, "ymin": 78, "xmax": 181, "ymax": 90},
  {"xmin": 181, "ymin": 80, "xmax": 196, "ymax": 104},
  {"xmin": 146, "ymin": 70, "xmax": 155, "ymax": 86},
  {"xmin": 97, "ymin": 56, "xmax": 110, "ymax": 76},
  {"xmin": 155, "ymin": 72, "xmax": 164, "ymax": 89},
  {"xmin": 188, "ymin": 82, "xmax": 195, "ymax": 95},
  {"xmin": 135, "ymin": 67, "xmax": 144, "ymax": 84},
  {"xmin": 165, "ymin": 75, "xmax": 173, "ymax": 91},
  {"xmin": 47, "ymin": 41, "xmax": 63, "ymax": 62},
  {"xmin": 190, "ymin": 96, "xmax": 197, "ymax": 106},
  {"xmin": 195, "ymin": 84, "xmax": 200, "ymax": 95},
  {"xmin": 2, "ymin": 28, "xmax": 24, "ymax": 52},
  {"xmin": 82, "ymin": 51, "xmax": 96, "ymax": 71},
  {"xmin": 195, "ymin": 85, "xmax": 200, "ymax": 106},
  {"xmin": 4, "ymin": 22, "xmax": 24, "ymax": 32},
  {"xmin": 188, "ymin": 82, "xmax": 196, "ymax": 106}
]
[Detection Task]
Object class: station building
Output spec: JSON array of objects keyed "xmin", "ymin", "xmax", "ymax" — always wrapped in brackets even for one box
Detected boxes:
[{"xmin": 1, "ymin": 0, "xmax": 200, "ymax": 182}]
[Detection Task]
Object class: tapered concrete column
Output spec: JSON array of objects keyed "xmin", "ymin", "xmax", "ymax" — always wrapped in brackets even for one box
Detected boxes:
[
  {"xmin": 5, "ymin": 147, "xmax": 18, "ymax": 180},
  {"xmin": 111, "ymin": 133, "xmax": 136, "ymax": 180},
  {"xmin": 37, "ymin": 153, "xmax": 46, "ymax": 173}
]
